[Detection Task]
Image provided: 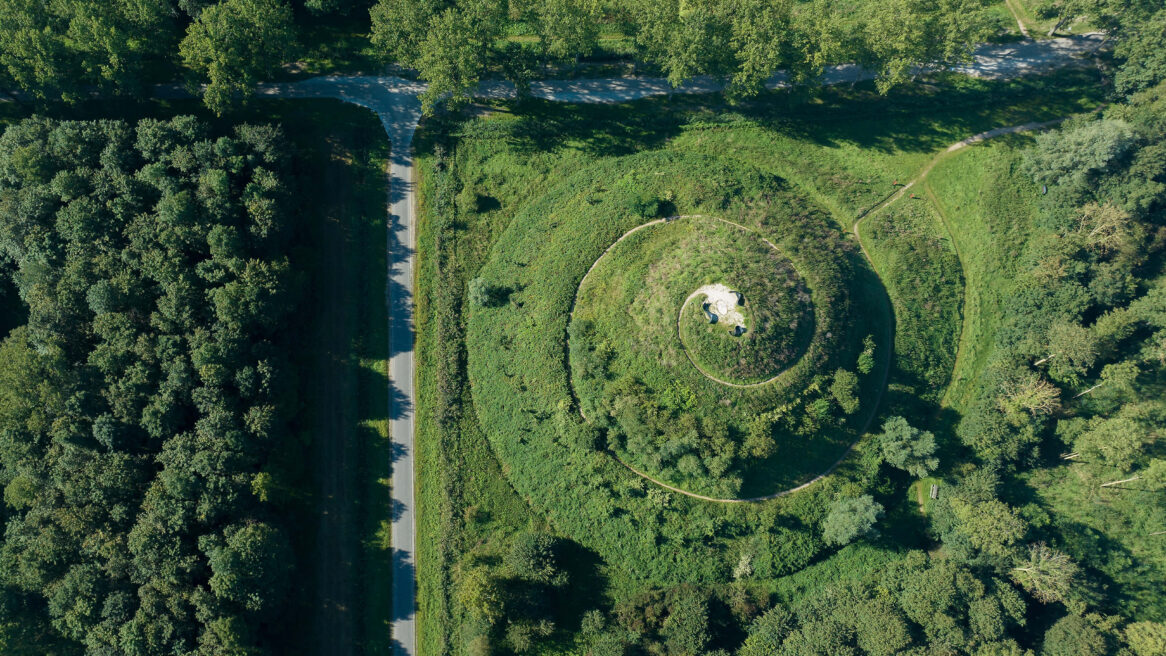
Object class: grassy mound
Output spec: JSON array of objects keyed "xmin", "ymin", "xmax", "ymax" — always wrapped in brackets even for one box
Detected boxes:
[
  {"xmin": 466, "ymin": 149, "xmax": 884, "ymax": 578},
  {"xmin": 570, "ymin": 216, "xmax": 823, "ymax": 493},
  {"xmin": 672, "ymin": 224, "xmax": 813, "ymax": 385}
]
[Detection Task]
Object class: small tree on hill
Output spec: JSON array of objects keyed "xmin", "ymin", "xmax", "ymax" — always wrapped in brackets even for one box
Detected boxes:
[
  {"xmin": 878, "ymin": 416, "xmax": 938, "ymax": 477},
  {"xmin": 830, "ymin": 369, "xmax": 860, "ymax": 415},
  {"xmin": 468, "ymin": 276, "xmax": 493, "ymax": 308},
  {"xmin": 857, "ymin": 335, "xmax": 877, "ymax": 375},
  {"xmin": 458, "ymin": 568, "xmax": 503, "ymax": 626},
  {"xmin": 505, "ymin": 532, "xmax": 566, "ymax": 585},
  {"xmin": 822, "ymin": 495, "xmax": 883, "ymax": 546}
]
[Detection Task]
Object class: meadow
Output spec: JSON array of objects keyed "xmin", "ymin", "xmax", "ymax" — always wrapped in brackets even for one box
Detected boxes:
[{"xmin": 410, "ymin": 68, "xmax": 1110, "ymax": 653}]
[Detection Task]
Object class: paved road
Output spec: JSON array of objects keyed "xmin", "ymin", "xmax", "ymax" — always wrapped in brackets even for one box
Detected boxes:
[
  {"xmin": 257, "ymin": 78, "xmax": 424, "ymax": 656},
  {"xmin": 249, "ymin": 32, "xmax": 1104, "ymax": 656}
]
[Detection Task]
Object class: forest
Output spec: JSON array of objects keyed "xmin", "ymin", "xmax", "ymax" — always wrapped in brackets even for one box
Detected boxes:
[{"xmin": 0, "ymin": 116, "xmax": 298, "ymax": 652}]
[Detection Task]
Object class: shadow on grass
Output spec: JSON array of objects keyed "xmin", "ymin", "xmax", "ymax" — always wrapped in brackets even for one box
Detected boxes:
[{"xmin": 473, "ymin": 67, "xmax": 1104, "ymax": 167}]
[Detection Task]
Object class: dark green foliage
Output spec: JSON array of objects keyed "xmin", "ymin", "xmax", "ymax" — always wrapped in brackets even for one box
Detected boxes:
[
  {"xmin": 369, "ymin": 0, "xmax": 997, "ymax": 113},
  {"xmin": 741, "ymin": 551, "xmax": 1032, "ymax": 655},
  {"xmin": 1115, "ymin": 9, "xmax": 1166, "ymax": 96},
  {"xmin": 660, "ymin": 588, "xmax": 710, "ymax": 655},
  {"xmin": 1041, "ymin": 613, "xmax": 1109, "ymax": 656},
  {"xmin": 831, "ymin": 368, "xmax": 861, "ymax": 415},
  {"xmin": 505, "ymin": 532, "xmax": 566, "ymax": 585},
  {"xmin": 0, "ymin": 0, "xmax": 176, "ymax": 102},
  {"xmin": 739, "ymin": 604, "xmax": 794, "ymax": 656},
  {"xmin": 931, "ymin": 470, "xmax": 1027, "ymax": 564},
  {"xmin": 857, "ymin": 335, "xmax": 877, "ymax": 375},
  {"xmin": 0, "ymin": 116, "xmax": 296, "ymax": 654},
  {"xmin": 864, "ymin": 199, "xmax": 963, "ymax": 404}
]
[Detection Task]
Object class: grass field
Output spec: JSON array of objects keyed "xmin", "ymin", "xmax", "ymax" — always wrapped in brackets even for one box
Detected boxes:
[
  {"xmin": 410, "ymin": 68, "xmax": 1107, "ymax": 654},
  {"xmin": 924, "ymin": 138, "xmax": 1041, "ymax": 413}
]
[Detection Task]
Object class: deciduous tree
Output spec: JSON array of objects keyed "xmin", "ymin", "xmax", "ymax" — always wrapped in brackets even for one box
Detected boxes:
[
  {"xmin": 180, "ymin": 0, "xmax": 297, "ymax": 115},
  {"xmin": 878, "ymin": 416, "xmax": 938, "ymax": 477},
  {"xmin": 822, "ymin": 494, "xmax": 883, "ymax": 546},
  {"xmin": 1012, "ymin": 543, "xmax": 1077, "ymax": 604}
]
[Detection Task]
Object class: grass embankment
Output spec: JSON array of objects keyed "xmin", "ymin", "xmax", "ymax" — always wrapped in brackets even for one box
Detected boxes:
[
  {"xmin": 925, "ymin": 140, "xmax": 1041, "ymax": 413},
  {"xmin": 859, "ymin": 197, "xmax": 964, "ymax": 414},
  {"xmin": 565, "ymin": 194, "xmax": 867, "ymax": 498},
  {"xmin": 413, "ymin": 120, "xmax": 545, "ymax": 656},
  {"xmin": 670, "ymin": 70, "xmax": 1102, "ymax": 225}
]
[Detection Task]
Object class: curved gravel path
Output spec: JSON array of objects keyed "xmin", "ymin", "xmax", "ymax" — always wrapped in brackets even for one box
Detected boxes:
[{"xmin": 244, "ymin": 32, "xmax": 1105, "ymax": 656}]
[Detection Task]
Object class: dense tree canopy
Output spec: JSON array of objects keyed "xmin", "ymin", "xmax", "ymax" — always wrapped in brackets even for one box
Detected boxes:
[
  {"xmin": 0, "ymin": 0, "xmax": 176, "ymax": 102},
  {"xmin": 0, "ymin": 116, "xmax": 298, "ymax": 654}
]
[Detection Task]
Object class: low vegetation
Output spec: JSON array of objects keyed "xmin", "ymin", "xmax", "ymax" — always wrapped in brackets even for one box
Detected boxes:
[{"xmin": 403, "ymin": 63, "xmax": 1151, "ymax": 653}]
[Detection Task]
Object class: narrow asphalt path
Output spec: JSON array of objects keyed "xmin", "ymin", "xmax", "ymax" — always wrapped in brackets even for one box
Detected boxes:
[{"xmin": 247, "ymin": 32, "xmax": 1104, "ymax": 656}]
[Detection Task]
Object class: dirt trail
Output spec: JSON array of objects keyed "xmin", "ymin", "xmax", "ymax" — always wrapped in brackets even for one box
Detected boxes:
[{"xmin": 1004, "ymin": 0, "xmax": 1032, "ymax": 39}]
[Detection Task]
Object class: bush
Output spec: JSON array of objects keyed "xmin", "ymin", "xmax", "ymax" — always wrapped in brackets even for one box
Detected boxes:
[
  {"xmin": 822, "ymin": 495, "xmax": 884, "ymax": 546},
  {"xmin": 468, "ymin": 276, "xmax": 493, "ymax": 308}
]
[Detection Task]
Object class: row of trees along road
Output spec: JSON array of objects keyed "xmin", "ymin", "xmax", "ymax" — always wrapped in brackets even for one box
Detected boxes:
[
  {"xmin": 0, "ymin": 0, "xmax": 1014, "ymax": 115},
  {"xmin": 371, "ymin": 0, "xmax": 1002, "ymax": 112},
  {"xmin": 0, "ymin": 0, "xmax": 365, "ymax": 114}
]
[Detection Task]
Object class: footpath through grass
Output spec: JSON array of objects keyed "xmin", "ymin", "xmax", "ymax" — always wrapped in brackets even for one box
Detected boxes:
[{"xmin": 925, "ymin": 140, "xmax": 1042, "ymax": 413}]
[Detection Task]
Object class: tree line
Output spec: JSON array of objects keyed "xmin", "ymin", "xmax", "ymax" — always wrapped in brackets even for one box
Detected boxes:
[
  {"xmin": 0, "ymin": 0, "xmax": 1011, "ymax": 116},
  {"xmin": 0, "ymin": 0, "xmax": 368, "ymax": 114},
  {"xmin": 0, "ymin": 116, "xmax": 299, "ymax": 654},
  {"xmin": 371, "ymin": 0, "xmax": 1002, "ymax": 112}
]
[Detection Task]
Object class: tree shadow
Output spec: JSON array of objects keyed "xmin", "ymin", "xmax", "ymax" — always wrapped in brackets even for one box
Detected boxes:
[
  {"xmin": 387, "ymin": 163, "xmax": 416, "ymax": 362},
  {"xmin": 506, "ymin": 96, "xmax": 688, "ymax": 158},
  {"xmin": 391, "ymin": 548, "xmax": 416, "ymax": 622},
  {"xmin": 387, "ymin": 375, "xmax": 413, "ymax": 423},
  {"xmin": 551, "ymin": 540, "xmax": 609, "ymax": 631}
]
